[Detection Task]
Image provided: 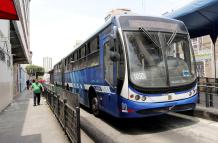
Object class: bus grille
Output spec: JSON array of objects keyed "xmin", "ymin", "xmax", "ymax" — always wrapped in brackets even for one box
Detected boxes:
[{"xmin": 136, "ymin": 103, "xmax": 195, "ymax": 115}]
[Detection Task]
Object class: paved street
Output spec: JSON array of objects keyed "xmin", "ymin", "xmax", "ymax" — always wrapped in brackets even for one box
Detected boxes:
[{"xmin": 81, "ymin": 108, "xmax": 218, "ymax": 143}]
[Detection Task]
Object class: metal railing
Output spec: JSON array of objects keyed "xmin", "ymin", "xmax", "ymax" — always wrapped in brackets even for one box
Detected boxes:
[
  {"xmin": 43, "ymin": 84, "xmax": 81, "ymax": 143},
  {"xmin": 198, "ymin": 77, "xmax": 218, "ymax": 108}
]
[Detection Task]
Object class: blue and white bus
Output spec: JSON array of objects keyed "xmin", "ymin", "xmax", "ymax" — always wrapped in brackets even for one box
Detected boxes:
[{"xmin": 53, "ymin": 15, "xmax": 198, "ymax": 118}]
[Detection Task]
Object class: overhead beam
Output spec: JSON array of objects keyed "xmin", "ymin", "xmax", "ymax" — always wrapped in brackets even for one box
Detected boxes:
[
  {"xmin": 11, "ymin": 44, "xmax": 21, "ymax": 49},
  {"xmin": 13, "ymin": 57, "xmax": 27, "ymax": 63}
]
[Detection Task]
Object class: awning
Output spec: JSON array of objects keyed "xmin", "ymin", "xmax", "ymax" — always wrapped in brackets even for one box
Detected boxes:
[
  {"xmin": 165, "ymin": 0, "xmax": 218, "ymax": 43},
  {"xmin": 165, "ymin": 0, "xmax": 218, "ymax": 78},
  {"xmin": 0, "ymin": 0, "xmax": 18, "ymax": 20}
]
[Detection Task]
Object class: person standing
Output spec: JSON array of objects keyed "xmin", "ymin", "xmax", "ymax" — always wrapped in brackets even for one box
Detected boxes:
[{"xmin": 31, "ymin": 79, "xmax": 44, "ymax": 106}]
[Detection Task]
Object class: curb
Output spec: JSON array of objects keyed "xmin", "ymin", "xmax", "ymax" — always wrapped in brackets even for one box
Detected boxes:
[
  {"xmin": 195, "ymin": 106, "xmax": 218, "ymax": 122},
  {"xmin": 80, "ymin": 116, "xmax": 118, "ymax": 143}
]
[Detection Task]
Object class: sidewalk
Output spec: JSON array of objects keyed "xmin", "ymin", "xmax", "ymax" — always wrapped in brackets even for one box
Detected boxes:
[{"xmin": 0, "ymin": 90, "xmax": 93, "ymax": 143}]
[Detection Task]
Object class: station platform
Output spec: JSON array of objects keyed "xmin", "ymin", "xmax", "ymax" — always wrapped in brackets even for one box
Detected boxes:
[{"xmin": 0, "ymin": 90, "xmax": 93, "ymax": 143}]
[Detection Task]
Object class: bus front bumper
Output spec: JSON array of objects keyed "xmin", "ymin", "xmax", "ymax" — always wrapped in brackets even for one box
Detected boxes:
[{"xmin": 118, "ymin": 94, "xmax": 198, "ymax": 118}]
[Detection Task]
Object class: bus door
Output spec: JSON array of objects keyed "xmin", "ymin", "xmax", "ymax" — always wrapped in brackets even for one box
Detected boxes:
[
  {"xmin": 103, "ymin": 38, "xmax": 117, "ymax": 90},
  {"xmin": 103, "ymin": 36, "xmax": 119, "ymax": 113}
]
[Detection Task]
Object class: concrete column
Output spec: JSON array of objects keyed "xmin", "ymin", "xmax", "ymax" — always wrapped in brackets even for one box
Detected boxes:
[{"xmin": 13, "ymin": 63, "xmax": 20, "ymax": 97}]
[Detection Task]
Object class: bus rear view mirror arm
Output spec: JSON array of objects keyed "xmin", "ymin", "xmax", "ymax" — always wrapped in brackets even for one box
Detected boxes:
[
  {"xmin": 110, "ymin": 26, "xmax": 118, "ymax": 39},
  {"xmin": 109, "ymin": 39, "xmax": 115, "ymax": 51}
]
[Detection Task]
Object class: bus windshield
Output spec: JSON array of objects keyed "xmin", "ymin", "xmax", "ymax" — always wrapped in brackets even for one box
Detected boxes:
[{"xmin": 124, "ymin": 31, "xmax": 196, "ymax": 88}]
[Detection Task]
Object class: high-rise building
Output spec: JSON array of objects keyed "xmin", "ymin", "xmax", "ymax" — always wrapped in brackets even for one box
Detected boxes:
[{"xmin": 43, "ymin": 57, "xmax": 52, "ymax": 72}]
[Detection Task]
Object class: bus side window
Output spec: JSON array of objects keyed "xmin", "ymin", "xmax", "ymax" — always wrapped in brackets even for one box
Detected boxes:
[
  {"xmin": 81, "ymin": 46, "xmax": 86, "ymax": 69},
  {"xmin": 72, "ymin": 52, "xmax": 78, "ymax": 70},
  {"xmin": 87, "ymin": 36, "xmax": 100, "ymax": 67},
  {"xmin": 86, "ymin": 43, "xmax": 91, "ymax": 55},
  {"xmin": 104, "ymin": 41, "xmax": 114, "ymax": 86}
]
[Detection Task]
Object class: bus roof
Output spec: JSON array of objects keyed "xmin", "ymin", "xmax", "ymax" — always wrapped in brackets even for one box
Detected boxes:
[
  {"xmin": 117, "ymin": 15, "xmax": 188, "ymax": 33},
  {"xmin": 55, "ymin": 14, "xmax": 187, "ymax": 67}
]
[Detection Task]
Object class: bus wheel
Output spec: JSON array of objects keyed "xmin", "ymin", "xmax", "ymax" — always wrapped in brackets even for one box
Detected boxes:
[{"xmin": 91, "ymin": 97, "xmax": 100, "ymax": 116}]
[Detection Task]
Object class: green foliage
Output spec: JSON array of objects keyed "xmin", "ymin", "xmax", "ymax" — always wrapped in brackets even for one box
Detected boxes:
[{"xmin": 25, "ymin": 64, "xmax": 45, "ymax": 78}]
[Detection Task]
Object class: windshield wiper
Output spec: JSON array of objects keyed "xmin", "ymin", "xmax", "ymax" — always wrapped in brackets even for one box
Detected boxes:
[
  {"xmin": 167, "ymin": 31, "xmax": 177, "ymax": 46},
  {"xmin": 139, "ymin": 27, "xmax": 160, "ymax": 48},
  {"xmin": 166, "ymin": 24, "xmax": 178, "ymax": 45}
]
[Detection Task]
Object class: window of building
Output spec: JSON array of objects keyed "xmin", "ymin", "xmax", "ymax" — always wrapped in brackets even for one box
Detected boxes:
[
  {"xmin": 192, "ymin": 38, "xmax": 197, "ymax": 44},
  {"xmin": 201, "ymin": 36, "xmax": 212, "ymax": 51},
  {"xmin": 192, "ymin": 44, "xmax": 198, "ymax": 50}
]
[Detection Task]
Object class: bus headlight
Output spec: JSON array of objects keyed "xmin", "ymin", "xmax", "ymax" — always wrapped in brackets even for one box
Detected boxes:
[
  {"xmin": 129, "ymin": 94, "xmax": 134, "ymax": 99},
  {"xmin": 193, "ymin": 89, "xmax": 197, "ymax": 95},
  {"xmin": 135, "ymin": 95, "xmax": 140, "ymax": 100},
  {"xmin": 189, "ymin": 91, "xmax": 192, "ymax": 96},
  {"xmin": 141, "ymin": 96, "xmax": 147, "ymax": 101}
]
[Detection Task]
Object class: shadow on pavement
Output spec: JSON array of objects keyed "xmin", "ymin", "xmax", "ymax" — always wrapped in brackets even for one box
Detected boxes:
[{"xmin": 81, "ymin": 105, "xmax": 200, "ymax": 135}]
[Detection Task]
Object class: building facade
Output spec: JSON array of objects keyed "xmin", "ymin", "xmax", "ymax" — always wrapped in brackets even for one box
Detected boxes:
[
  {"xmin": 191, "ymin": 35, "xmax": 217, "ymax": 78},
  {"xmin": 0, "ymin": 0, "xmax": 31, "ymax": 111},
  {"xmin": 43, "ymin": 57, "xmax": 52, "ymax": 72}
]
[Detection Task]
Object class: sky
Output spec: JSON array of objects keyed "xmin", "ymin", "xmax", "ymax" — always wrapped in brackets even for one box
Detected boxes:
[{"xmin": 30, "ymin": 0, "xmax": 194, "ymax": 67}]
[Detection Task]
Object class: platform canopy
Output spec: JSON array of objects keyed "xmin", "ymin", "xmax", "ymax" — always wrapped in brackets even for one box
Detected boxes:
[{"xmin": 165, "ymin": 0, "xmax": 218, "ymax": 44}]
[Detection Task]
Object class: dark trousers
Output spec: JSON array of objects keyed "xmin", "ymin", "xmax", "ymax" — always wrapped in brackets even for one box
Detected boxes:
[{"xmin": 34, "ymin": 93, "xmax": 41, "ymax": 105}]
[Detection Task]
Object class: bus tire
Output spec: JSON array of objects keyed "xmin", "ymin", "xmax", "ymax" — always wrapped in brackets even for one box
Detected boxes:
[{"xmin": 91, "ymin": 96, "xmax": 100, "ymax": 116}]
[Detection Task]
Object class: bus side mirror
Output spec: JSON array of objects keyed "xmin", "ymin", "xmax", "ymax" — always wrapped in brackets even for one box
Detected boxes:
[{"xmin": 110, "ymin": 52, "xmax": 120, "ymax": 62}]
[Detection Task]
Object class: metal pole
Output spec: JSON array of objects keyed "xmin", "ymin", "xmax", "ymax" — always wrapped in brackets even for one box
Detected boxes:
[
  {"xmin": 205, "ymin": 78, "xmax": 209, "ymax": 107},
  {"xmin": 209, "ymin": 92, "xmax": 213, "ymax": 107},
  {"xmin": 76, "ymin": 107, "xmax": 81, "ymax": 143},
  {"xmin": 197, "ymin": 77, "xmax": 200, "ymax": 103},
  {"xmin": 208, "ymin": 78, "xmax": 213, "ymax": 107},
  {"xmin": 63, "ymin": 99, "xmax": 67, "ymax": 129},
  {"xmin": 213, "ymin": 42, "xmax": 216, "ymax": 79}
]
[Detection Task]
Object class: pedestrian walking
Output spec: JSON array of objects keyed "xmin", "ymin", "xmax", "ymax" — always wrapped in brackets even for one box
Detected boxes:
[
  {"xmin": 26, "ymin": 79, "xmax": 30, "ymax": 90},
  {"xmin": 31, "ymin": 79, "xmax": 44, "ymax": 106}
]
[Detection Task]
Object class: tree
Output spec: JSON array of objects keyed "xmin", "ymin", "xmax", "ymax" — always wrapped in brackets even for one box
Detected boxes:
[{"xmin": 25, "ymin": 64, "xmax": 45, "ymax": 79}]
